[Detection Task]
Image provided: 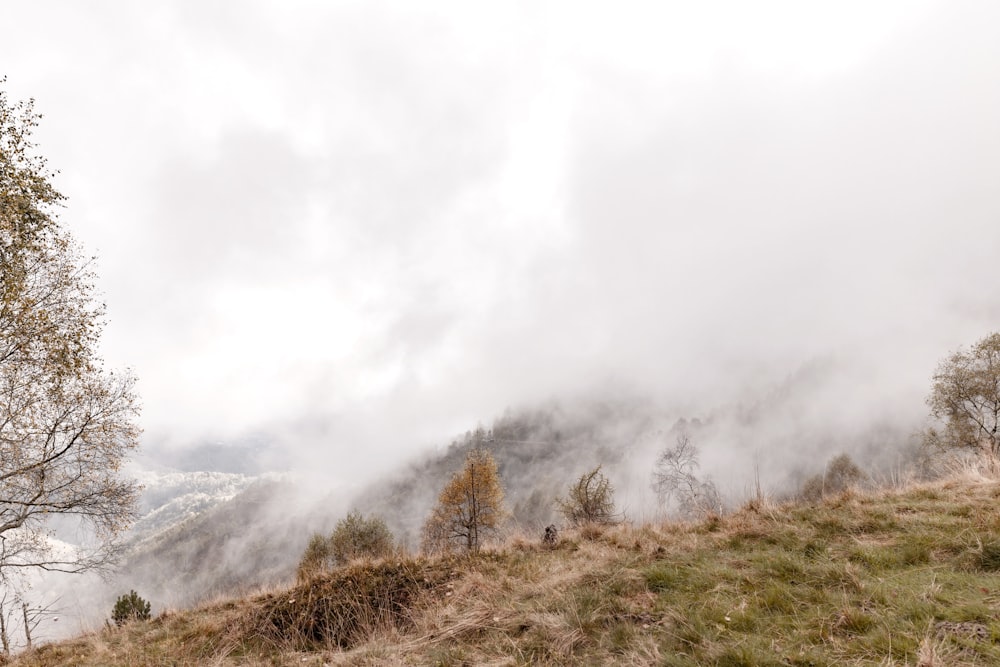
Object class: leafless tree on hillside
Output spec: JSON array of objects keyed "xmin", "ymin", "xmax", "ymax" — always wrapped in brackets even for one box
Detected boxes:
[{"xmin": 652, "ymin": 435, "xmax": 722, "ymax": 519}]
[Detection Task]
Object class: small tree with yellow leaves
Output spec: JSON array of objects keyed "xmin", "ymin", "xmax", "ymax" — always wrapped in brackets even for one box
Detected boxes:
[{"xmin": 421, "ymin": 449, "xmax": 505, "ymax": 553}]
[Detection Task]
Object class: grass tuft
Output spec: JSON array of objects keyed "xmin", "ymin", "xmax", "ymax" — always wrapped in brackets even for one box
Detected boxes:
[{"xmin": 972, "ymin": 539, "xmax": 1000, "ymax": 571}]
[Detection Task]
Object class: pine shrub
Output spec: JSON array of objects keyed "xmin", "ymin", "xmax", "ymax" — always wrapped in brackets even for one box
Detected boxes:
[{"xmin": 111, "ymin": 590, "xmax": 151, "ymax": 627}]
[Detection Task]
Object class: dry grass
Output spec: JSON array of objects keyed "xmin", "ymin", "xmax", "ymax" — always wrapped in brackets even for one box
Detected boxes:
[
  {"xmin": 10, "ymin": 469, "xmax": 1000, "ymax": 666},
  {"xmin": 236, "ymin": 557, "xmax": 460, "ymax": 652}
]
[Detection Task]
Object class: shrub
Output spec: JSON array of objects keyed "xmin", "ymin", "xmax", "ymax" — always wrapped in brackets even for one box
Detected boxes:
[
  {"xmin": 556, "ymin": 466, "xmax": 620, "ymax": 526},
  {"xmin": 297, "ymin": 513, "xmax": 396, "ymax": 582},
  {"xmin": 296, "ymin": 532, "xmax": 333, "ymax": 582},
  {"xmin": 800, "ymin": 453, "xmax": 864, "ymax": 501},
  {"xmin": 111, "ymin": 590, "xmax": 151, "ymax": 627},
  {"xmin": 245, "ymin": 559, "xmax": 458, "ymax": 651},
  {"xmin": 330, "ymin": 511, "xmax": 395, "ymax": 565}
]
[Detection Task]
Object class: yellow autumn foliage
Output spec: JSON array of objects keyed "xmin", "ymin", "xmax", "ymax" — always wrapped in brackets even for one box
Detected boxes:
[{"xmin": 421, "ymin": 449, "xmax": 505, "ymax": 553}]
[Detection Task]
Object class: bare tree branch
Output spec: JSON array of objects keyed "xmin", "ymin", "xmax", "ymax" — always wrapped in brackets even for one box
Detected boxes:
[{"xmin": 1, "ymin": 83, "xmax": 140, "ymax": 583}]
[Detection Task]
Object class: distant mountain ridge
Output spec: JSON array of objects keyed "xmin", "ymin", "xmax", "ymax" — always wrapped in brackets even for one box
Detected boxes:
[{"xmin": 126, "ymin": 470, "xmax": 261, "ymax": 546}]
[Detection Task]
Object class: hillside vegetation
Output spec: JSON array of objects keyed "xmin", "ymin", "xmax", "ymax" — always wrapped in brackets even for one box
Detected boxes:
[
  {"xmin": 52, "ymin": 394, "xmax": 911, "ymax": 626},
  {"xmin": 10, "ymin": 468, "xmax": 1000, "ymax": 666},
  {"xmin": 351, "ymin": 393, "xmax": 916, "ymax": 551}
]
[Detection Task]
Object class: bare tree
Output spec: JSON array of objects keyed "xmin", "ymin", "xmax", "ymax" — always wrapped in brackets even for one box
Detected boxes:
[
  {"xmin": 925, "ymin": 332, "xmax": 1000, "ymax": 458},
  {"xmin": 0, "ymin": 587, "xmax": 59, "ymax": 655},
  {"xmin": 1, "ymin": 82, "xmax": 140, "ymax": 582},
  {"xmin": 651, "ymin": 435, "xmax": 722, "ymax": 519}
]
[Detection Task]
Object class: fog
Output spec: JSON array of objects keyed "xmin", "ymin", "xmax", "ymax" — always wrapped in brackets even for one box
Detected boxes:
[
  {"xmin": 2, "ymin": 1, "xmax": 1000, "ymax": 641},
  {"xmin": 4, "ymin": 3, "xmax": 998, "ymax": 485}
]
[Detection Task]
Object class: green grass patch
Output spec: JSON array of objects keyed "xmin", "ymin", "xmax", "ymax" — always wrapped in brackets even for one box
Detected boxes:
[{"xmin": 644, "ymin": 563, "xmax": 685, "ymax": 592}]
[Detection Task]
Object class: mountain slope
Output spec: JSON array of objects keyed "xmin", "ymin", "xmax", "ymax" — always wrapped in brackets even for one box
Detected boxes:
[{"xmin": 11, "ymin": 471, "xmax": 1000, "ymax": 666}]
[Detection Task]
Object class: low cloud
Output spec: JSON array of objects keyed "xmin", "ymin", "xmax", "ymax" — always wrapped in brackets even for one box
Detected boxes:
[{"xmin": 1, "ymin": 2, "xmax": 997, "ymax": 486}]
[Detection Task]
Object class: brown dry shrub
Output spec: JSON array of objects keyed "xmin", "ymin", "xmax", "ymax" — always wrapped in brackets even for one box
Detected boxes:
[
  {"xmin": 556, "ymin": 466, "xmax": 620, "ymax": 526},
  {"xmin": 237, "ymin": 557, "xmax": 460, "ymax": 651}
]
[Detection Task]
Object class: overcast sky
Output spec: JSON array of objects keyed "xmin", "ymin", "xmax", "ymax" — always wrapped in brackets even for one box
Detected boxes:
[{"xmin": 3, "ymin": 1, "xmax": 999, "ymax": 479}]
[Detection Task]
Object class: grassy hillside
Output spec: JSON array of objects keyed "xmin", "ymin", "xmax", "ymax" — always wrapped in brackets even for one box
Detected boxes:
[
  {"xmin": 10, "ymin": 471, "xmax": 1000, "ymax": 666},
  {"xmin": 83, "ymin": 396, "xmax": 911, "ymax": 624}
]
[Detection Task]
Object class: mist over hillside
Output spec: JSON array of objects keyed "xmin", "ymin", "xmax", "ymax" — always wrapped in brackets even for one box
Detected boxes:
[
  {"xmin": 16, "ymin": 449, "xmax": 1000, "ymax": 666},
  {"xmin": 350, "ymin": 354, "xmax": 922, "ymax": 548},
  {"xmin": 128, "ymin": 352, "xmax": 926, "ymax": 596},
  {"xmin": 18, "ymin": 349, "xmax": 924, "ymax": 652},
  {"xmin": 6, "ymin": 2, "xmax": 1000, "ymax": 663}
]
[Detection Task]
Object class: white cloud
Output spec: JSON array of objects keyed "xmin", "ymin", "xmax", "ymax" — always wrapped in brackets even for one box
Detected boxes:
[{"xmin": 2, "ymin": 1, "xmax": 998, "ymax": 482}]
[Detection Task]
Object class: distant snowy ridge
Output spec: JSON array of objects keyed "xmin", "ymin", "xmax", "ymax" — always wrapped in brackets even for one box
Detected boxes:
[{"xmin": 127, "ymin": 470, "xmax": 267, "ymax": 545}]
